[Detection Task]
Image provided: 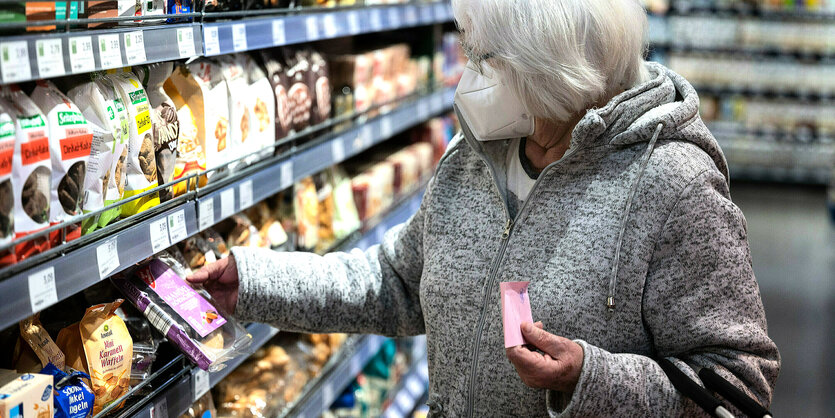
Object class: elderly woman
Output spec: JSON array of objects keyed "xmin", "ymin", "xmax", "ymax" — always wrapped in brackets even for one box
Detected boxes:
[{"xmin": 190, "ymin": 0, "xmax": 780, "ymax": 416}]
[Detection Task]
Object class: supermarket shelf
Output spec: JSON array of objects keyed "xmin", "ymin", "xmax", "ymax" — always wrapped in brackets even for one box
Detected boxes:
[
  {"xmin": 208, "ymin": 323, "xmax": 280, "ymax": 387},
  {"xmin": 0, "ymin": 87, "xmax": 454, "ymax": 331},
  {"xmin": 382, "ymin": 355, "xmax": 429, "ymax": 418},
  {"xmin": 354, "ymin": 184, "xmax": 425, "ymax": 252},
  {"xmin": 669, "ymin": 5, "xmax": 835, "ymax": 22},
  {"xmin": 0, "ymin": 2, "xmax": 454, "ymax": 84},
  {"xmin": 655, "ymin": 43, "xmax": 835, "ymax": 62},
  {"xmin": 0, "ymin": 23, "xmax": 202, "ymax": 84},
  {"xmin": 692, "ymin": 84, "xmax": 835, "ymax": 102},
  {"xmin": 203, "ymin": 2, "xmax": 454, "ymax": 56},
  {"xmin": 718, "ymin": 136, "xmax": 835, "ymax": 185},
  {"xmin": 281, "ymin": 334, "xmax": 388, "ymax": 417}
]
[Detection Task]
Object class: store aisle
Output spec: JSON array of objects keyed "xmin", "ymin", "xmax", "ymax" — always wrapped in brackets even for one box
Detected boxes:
[{"xmin": 731, "ymin": 182, "xmax": 835, "ymax": 417}]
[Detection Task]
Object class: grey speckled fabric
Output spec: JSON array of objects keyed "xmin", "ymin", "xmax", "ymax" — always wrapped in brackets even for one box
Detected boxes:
[{"xmin": 231, "ymin": 63, "xmax": 780, "ymax": 417}]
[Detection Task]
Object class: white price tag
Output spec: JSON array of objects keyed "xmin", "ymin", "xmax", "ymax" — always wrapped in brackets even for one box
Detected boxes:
[
  {"xmin": 149, "ymin": 217, "xmax": 171, "ymax": 254},
  {"xmin": 387, "ymin": 7, "xmax": 401, "ymax": 28},
  {"xmin": 369, "ymin": 9, "xmax": 383, "ymax": 31},
  {"xmin": 381, "ymin": 117, "xmax": 393, "ymax": 138},
  {"xmin": 431, "ymin": 93, "xmax": 444, "ymax": 113},
  {"xmin": 232, "ymin": 24, "xmax": 247, "ymax": 52},
  {"xmin": 279, "ymin": 161, "xmax": 294, "ymax": 190},
  {"xmin": 69, "ymin": 36, "xmax": 94, "ymax": 73},
  {"xmin": 192, "ymin": 369, "xmax": 210, "ymax": 401},
  {"xmin": 0, "ymin": 41, "xmax": 31, "ymax": 83},
  {"xmin": 272, "ymin": 20, "xmax": 286, "ymax": 45},
  {"xmin": 362, "ymin": 124, "xmax": 375, "ymax": 148},
  {"xmin": 198, "ymin": 199, "xmax": 215, "ymax": 231},
  {"xmin": 322, "ymin": 14, "xmax": 338, "ymax": 38},
  {"xmin": 331, "ymin": 139, "xmax": 345, "ymax": 162},
  {"xmin": 239, "ymin": 180, "xmax": 253, "ymax": 210},
  {"xmin": 404, "ymin": 6, "xmax": 418, "ymax": 25},
  {"xmin": 204, "ymin": 26, "xmax": 220, "ymax": 56},
  {"xmin": 28, "ymin": 266, "xmax": 57, "ymax": 313},
  {"xmin": 220, "ymin": 188, "xmax": 235, "ymax": 219},
  {"xmin": 177, "ymin": 27, "xmax": 196, "ymax": 58},
  {"xmin": 35, "ymin": 39, "xmax": 64, "ymax": 78},
  {"xmin": 96, "ymin": 238, "xmax": 120, "ymax": 279},
  {"xmin": 420, "ymin": 5, "xmax": 433, "ymax": 23},
  {"xmin": 123, "ymin": 31, "xmax": 146, "ymax": 65},
  {"xmin": 167, "ymin": 210, "xmax": 188, "ymax": 243},
  {"xmin": 150, "ymin": 398, "xmax": 167, "ymax": 418},
  {"xmin": 417, "ymin": 100, "xmax": 430, "ymax": 121},
  {"xmin": 305, "ymin": 16, "xmax": 319, "ymax": 41},
  {"xmin": 347, "ymin": 11, "xmax": 361, "ymax": 34},
  {"xmin": 323, "ymin": 383, "xmax": 334, "ymax": 407},
  {"xmin": 97, "ymin": 34, "xmax": 123, "ymax": 69}
]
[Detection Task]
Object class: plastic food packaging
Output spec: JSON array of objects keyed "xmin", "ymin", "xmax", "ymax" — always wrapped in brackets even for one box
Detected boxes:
[
  {"xmin": 285, "ymin": 49, "xmax": 313, "ymax": 132},
  {"xmin": 79, "ymin": 300, "xmax": 133, "ymax": 414},
  {"xmin": 329, "ymin": 167, "xmax": 360, "ymax": 240},
  {"xmin": 308, "ymin": 50, "xmax": 331, "ymax": 125},
  {"xmin": 180, "ymin": 391, "xmax": 216, "ymax": 418},
  {"xmin": 243, "ymin": 54, "xmax": 276, "ymax": 160},
  {"xmin": 112, "ymin": 257, "xmax": 252, "ymax": 371},
  {"xmin": 500, "ymin": 281, "xmax": 533, "ymax": 348},
  {"xmin": 163, "ymin": 71, "xmax": 206, "ymax": 197},
  {"xmin": 223, "ymin": 213, "xmax": 260, "ymax": 248},
  {"xmin": 30, "ymin": 80, "xmax": 93, "ymax": 247},
  {"xmin": 218, "ymin": 55, "xmax": 254, "ymax": 170},
  {"xmin": 260, "ymin": 51, "xmax": 293, "ymax": 142},
  {"xmin": 201, "ymin": 228, "xmax": 230, "ymax": 259},
  {"xmin": 294, "ymin": 176, "xmax": 319, "ymax": 250},
  {"xmin": 244, "ymin": 202, "xmax": 287, "ymax": 249},
  {"xmin": 108, "ymin": 71, "xmax": 161, "ymax": 216},
  {"xmin": 0, "ymin": 104, "xmax": 16, "ymax": 266},
  {"xmin": 313, "ymin": 171, "xmax": 336, "ymax": 252},
  {"xmin": 114, "ymin": 306, "xmax": 159, "ymax": 384},
  {"xmin": 12, "ymin": 314, "xmax": 65, "ymax": 373},
  {"xmin": 0, "ymin": 85, "xmax": 51, "ymax": 261},
  {"xmin": 179, "ymin": 234, "xmax": 217, "ymax": 270},
  {"xmin": 40, "ymin": 363, "xmax": 95, "ymax": 418},
  {"xmin": 135, "ymin": 62, "xmax": 180, "ymax": 202},
  {"xmin": 67, "ymin": 75, "xmax": 129, "ymax": 235}
]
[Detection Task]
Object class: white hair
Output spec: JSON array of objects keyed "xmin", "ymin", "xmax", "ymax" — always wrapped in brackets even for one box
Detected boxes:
[{"xmin": 452, "ymin": 0, "xmax": 650, "ymax": 122}]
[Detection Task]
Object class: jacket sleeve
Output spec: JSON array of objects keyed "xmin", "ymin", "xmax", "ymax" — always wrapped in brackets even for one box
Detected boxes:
[
  {"xmin": 230, "ymin": 179, "xmax": 430, "ymax": 337},
  {"xmin": 549, "ymin": 169, "xmax": 780, "ymax": 417}
]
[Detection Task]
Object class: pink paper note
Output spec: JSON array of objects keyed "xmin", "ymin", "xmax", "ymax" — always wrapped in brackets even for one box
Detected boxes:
[{"xmin": 501, "ymin": 281, "xmax": 533, "ymax": 348}]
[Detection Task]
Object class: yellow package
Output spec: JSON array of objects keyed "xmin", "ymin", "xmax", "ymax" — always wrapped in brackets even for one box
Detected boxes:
[
  {"xmin": 12, "ymin": 314, "xmax": 65, "ymax": 373},
  {"xmin": 79, "ymin": 300, "xmax": 133, "ymax": 415}
]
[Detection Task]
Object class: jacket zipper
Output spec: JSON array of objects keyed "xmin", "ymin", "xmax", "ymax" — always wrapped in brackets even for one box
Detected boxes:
[{"xmin": 464, "ymin": 144, "xmax": 579, "ymax": 418}]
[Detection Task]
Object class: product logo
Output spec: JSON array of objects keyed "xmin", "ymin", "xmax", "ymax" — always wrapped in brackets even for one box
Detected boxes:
[
  {"xmin": 103, "ymin": 324, "xmax": 109, "ymax": 332},
  {"xmin": 128, "ymin": 89, "xmax": 147, "ymax": 105},
  {"xmin": 21, "ymin": 374, "xmax": 32, "ymax": 381},
  {"xmin": 0, "ymin": 121, "xmax": 13, "ymax": 138},
  {"xmin": 18, "ymin": 115, "xmax": 45, "ymax": 130},
  {"xmin": 57, "ymin": 111, "xmax": 86, "ymax": 126},
  {"xmin": 41, "ymin": 385, "xmax": 52, "ymax": 401},
  {"xmin": 107, "ymin": 105, "xmax": 115, "ymax": 121}
]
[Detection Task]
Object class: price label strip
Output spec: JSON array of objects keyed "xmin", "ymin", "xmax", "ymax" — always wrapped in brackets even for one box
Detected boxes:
[
  {"xmin": 0, "ymin": 41, "xmax": 32, "ymax": 83},
  {"xmin": 198, "ymin": 199, "xmax": 215, "ymax": 231},
  {"xmin": 420, "ymin": 4, "xmax": 434, "ymax": 23},
  {"xmin": 272, "ymin": 20, "xmax": 286, "ymax": 45},
  {"xmin": 192, "ymin": 369, "xmax": 210, "ymax": 401},
  {"xmin": 35, "ymin": 39, "xmax": 65, "ymax": 79},
  {"xmin": 381, "ymin": 117, "xmax": 393, "ymax": 138},
  {"xmin": 177, "ymin": 27, "xmax": 196, "ymax": 58},
  {"xmin": 280, "ymin": 161, "xmax": 294, "ymax": 190},
  {"xmin": 98, "ymin": 34, "xmax": 123, "ymax": 69},
  {"xmin": 220, "ymin": 188, "xmax": 235, "ymax": 220},
  {"xmin": 232, "ymin": 24, "xmax": 248, "ymax": 52},
  {"xmin": 149, "ymin": 217, "xmax": 171, "ymax": 254},
  {"xmin": 167, "ymin": 209, "xmax": 188, "ymax": 244},
  {"xmin": 96, "ymin": 238, "xmax": 120, "ymax": 279},
  {"xmin": 239, "ymin": 180, "xmax": 253, "ymax": 210},
  {"xmin": 331, "ymin": 138, "xmax": 345, "ymax": 163},
  {"xmin": 361, "ymin": 125, "xmax": 374, "ymax": 149},
  {"xmin": 204, "ymin": 26, "xmax": 221, "ymax": 56},
  {"xmin": 369, "ymin": 9, "xmax": 383, "ymax": 31},
  {"xmin": 322, "ymin": 14, "xmax": 339, "ymax": 38},
  {"xmin": 69, "ymin": 36, "xmax": 95, "ymax": 74},
  {"xmin": 404, "ymin": 6, "xmax": 418, "ymax": 26},
  {"xmin": 387, "ymin": 7, "xmax": 401, "ymax": 28},
  {"xmin": 28, "ymin": 266, "xmax": 58, "ymax": 313},
  {"xmin": 347, "ymin": 11, "xmax": 361, "ymax": 35},
  {"xmin": 305, "ymin": 16, "xmax": 319, "ymax": 41},
  {"xmin": 124, "ymin": 31, "xmax": 147, "ymax": 65}
]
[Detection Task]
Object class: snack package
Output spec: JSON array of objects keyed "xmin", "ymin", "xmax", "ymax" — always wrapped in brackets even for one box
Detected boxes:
[
  {"xmin": 179, "ymin": 234, "xmax": 217, "ymax": 270},
  {"xmin": 108, "ymin": 71, "xmax": 161, "ymax": 216},
  {"xmin": 40, "ymin": 363, "xmax": 95, "ymax": 418},
  {"xmin": 0, "ymin": 369, "xmax": 53, "ymax": 418},
  {"xmin": 313, "ymin": 171, "xmax": 335, "ymax": 252},
  {"xmin": 260, "ymin": 52, "xmax": 293, "ymax": 141},
  {"xmin": 500, "ymin": 281, "xmax": 533, "ymax": 348},
  {"xmin": 180, "ymin": 391, "xmax": 216, "ymax": 418},
  {"xmin": 12, "ymin": 314, "xmax": 65, "ymax": 373},
  {"xmin": 67, "ymin": 74, "xmax": 130, "ymax": 234},
  {"xmin": 222, "ymin": 214, "xmax": 260, "ymax": 248},
  {"xmin": 30, "ymin": 80, "xmax": 93, "ymax": 247},
  {"xmin": 329, "ymin": 167, "xmax": 360, "ymax": 240},
  {"xmin": 244, "ymin": 202, "xmax": 287, "ymax": 249},
  {"xmin": 0, "ymin": 104, "xmax": 16, "ymax": 265},
  {"xmin": 79, "ymin": 300, "xmax": 133, "ymax": 414},
  {"xmin": 243, "ymin": 54, "xmax": 276, "ymax": 159},
  {"xmin": 134, "ymin": 62, "xmax": 180, "ymax": 202},
  {"xmin": 218, "ymin": 55, "xmax": 252, "ymax": 169},
  {"xmin": 166, "ymin": 60, "xmax": 231, "ymax": 176},
  {"xmin": 0, "ymin": 86, "xmax": 51, "ymax": 261},
  {"xmin": 308, "ymin": 50, "xmax": 331, "ymax": 125},
  {"xmin": 294, "ymin": 177, "xmax": 318, "ymax": 250},
  {"xmin": 112, "ymin": 257, "xmax": 252, "ymax": 371},
  {"xmin": 55, "ymin": 323, "xmax": 87, "ymax": 375},
  {"xmin": 163, "ymin": 75, "xmax": 205, "ymax": 197},
  {"xmin": 201, "ymin": 228, "xmax": 229, "ymax": 259},
  {"xmin": 285, "ymin": 49, "xmax": 313, "ymax": 132}
]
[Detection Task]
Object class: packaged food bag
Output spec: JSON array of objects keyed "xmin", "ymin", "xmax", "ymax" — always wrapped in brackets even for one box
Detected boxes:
[
  {"xmin": 201, "ymin": 228, "xmax": 229, "ymax": 259},
  {"xmin": 179, "ymin": 234, "xmax": 217, "ymax": 270},
  {"xmin": 308, "ymin": 50, "xmax": 331, "ymax": 125},
  {"xmin": 30, "ymin": 80, "xmax": 93, "ymax": 247},
  {"xmin": 0, "ymin": 86, "xmax": 51, "ymax": 261},
  {"xmin": 0, "ymin": 103, "xmax": 16, "ymax": 266},
  {"xmin": 217, "ymin": 55, "xmax": 251, "ymax": 170},
  {"xmin": 79, "ymin": 299, "xmax": 133, "ymax": 414},
  {"xmin": 12, "ymin": 314, "xmax": 65, "ymax": 373},
  {"xmin": 134, "ymin": 62, "xmax": 180, "ymax": 202},
  {"xmin": 112, "ymin": 256, "xmax": 251, "ymax": 371},
  {"xmin": 313, "ymin": 171, "xmax": 335, "ymax": 252},
  {"xmin": 294, "ymin": 176, "xmax": 318, "ymax": 250},
  {"xmin": 166, "ymin": 60, "xmax": 231, "ymax": 176},
  {"xmin": 55, "ymin": 322, "xmax": 88, "ymax": 375},
  {"xmin": 285, "ymin": 49, "xmax": 313, "ymax": 132},
  {"xmin": 163, "ymin": 75, "xmax": 205, "ymax": 197},
  {"xmin": 242, "ymin": 54, "xmax": 275, "ymax": 159},
  {"xmin": 260, "ymin": 52, "xmax": 293, "ymax": 141},
  {"xmin": 67, "ymin": 74, "xmax": 129, "ymax": 234},
  {"xmin": 40, "ymin": 363, "xmax": 95, "ymax": 418},
  {"xmin": 107, "ymin": 71, "xmax": 161, "ymax": 216},
  {"xmin": 329, "ymin": 167, "xmax": 360, "ymax": 240}
]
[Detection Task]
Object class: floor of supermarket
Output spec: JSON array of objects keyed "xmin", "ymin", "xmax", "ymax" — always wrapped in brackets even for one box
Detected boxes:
[{"xmin": 730, "ymin": 181, "xmax": 834, "ymax": 417}]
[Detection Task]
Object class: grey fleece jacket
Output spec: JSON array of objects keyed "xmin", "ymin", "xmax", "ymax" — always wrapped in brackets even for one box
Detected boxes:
[{"xmin": 230, "ymin": 62, "xmax": 780, "ymax": 417}]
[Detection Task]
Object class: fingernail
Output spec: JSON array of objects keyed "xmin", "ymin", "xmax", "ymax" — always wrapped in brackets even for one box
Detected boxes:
[{"xmin": 521, "ymin": 322, "xmax": 531, "ymax": 332}]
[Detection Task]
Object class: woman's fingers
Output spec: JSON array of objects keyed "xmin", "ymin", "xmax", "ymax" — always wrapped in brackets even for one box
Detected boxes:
[
  {"xmin": 187, "ymin": 258, "xmax": 227, "ymax": 284},
  {"xmin": 521, "ymin": 322, "xmax": 561, "ymax": 358}
]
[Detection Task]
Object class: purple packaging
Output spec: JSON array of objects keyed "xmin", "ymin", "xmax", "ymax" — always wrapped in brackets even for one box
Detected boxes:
[{"xmin": 112, "ymin": 258, "xmax": 251, "ymax": 371}]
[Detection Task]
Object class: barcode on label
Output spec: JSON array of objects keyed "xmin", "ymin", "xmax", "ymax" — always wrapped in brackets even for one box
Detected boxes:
[{"xmin": 144, "ymin": 303, "xmax": 175, "ymax": 336}]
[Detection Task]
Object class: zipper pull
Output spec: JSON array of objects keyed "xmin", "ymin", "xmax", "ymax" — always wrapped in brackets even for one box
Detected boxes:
[{"xmin": 501, "ymin": 219, "xmax": 512, "ymax": 240}]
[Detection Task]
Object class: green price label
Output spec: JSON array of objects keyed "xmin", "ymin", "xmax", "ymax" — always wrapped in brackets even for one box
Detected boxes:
[{"xmin": 71, "ymin": 40, "xmax": 77, "ymax": 55}]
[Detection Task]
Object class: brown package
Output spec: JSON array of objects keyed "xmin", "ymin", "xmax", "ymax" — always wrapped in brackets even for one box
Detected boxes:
[
  {"xmin": 12, "ymin": 314, "xmax": 65, "ymax": 373},
  {"xmin": 55, "ymin": 322, "xmax": 88, "ymax": 375},
  {"xmin": 79, "ymin": 299, "xmax": 133, "ymax": 415},
  {"xmin": 308, "ymin": 50, "xmax": 331, "ymax": 125},
  {"xmin": 260, "ymin": 51, "xmax": 294, "ymax": 141}
]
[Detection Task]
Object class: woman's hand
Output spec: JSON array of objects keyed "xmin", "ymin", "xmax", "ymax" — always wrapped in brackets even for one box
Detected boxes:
[
  {"xmin": 187, "ymin": 256, "xmax": 239, "ymax": 314},
  {"xmin": 506, "ymin": 322, "xmax": 584, "ymax": 394}
]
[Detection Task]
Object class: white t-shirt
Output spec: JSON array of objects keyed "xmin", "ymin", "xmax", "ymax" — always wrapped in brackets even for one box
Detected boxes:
[{"xmin": 506, "ymin": 137, "xmax": 537, "ymax": 204}]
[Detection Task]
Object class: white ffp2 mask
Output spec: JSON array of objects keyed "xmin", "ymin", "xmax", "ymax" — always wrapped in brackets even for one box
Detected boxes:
[{"xmin": 454, "ymin": 60, "xmax": 535, "ymax": 141}]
